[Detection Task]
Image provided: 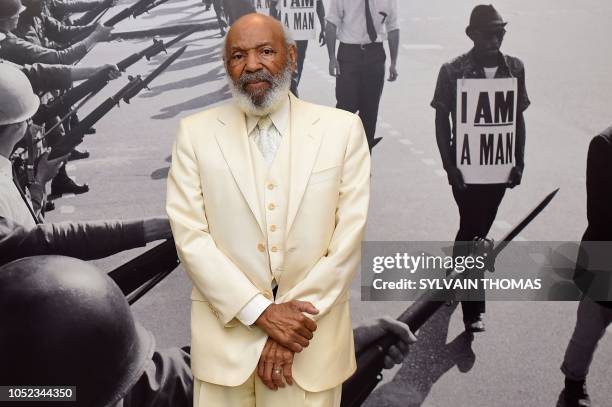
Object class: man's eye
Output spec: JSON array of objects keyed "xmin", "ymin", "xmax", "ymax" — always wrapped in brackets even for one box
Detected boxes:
[
  {"xmin": 262, "ymin": 49, "xmax": 275, "ymax": 55},
  {"xmin": 232, "ymin": 54, "xmax": 243, "ymax": 60}
]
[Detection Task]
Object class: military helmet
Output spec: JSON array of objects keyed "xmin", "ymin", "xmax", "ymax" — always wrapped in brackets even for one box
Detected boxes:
[
  {"xmin": 0, "ymin": 64, "xmax": 40, "ymax": 126},
  {"xmin": 0, "ymin": 256, "xmax": 155, "ymax": 407},
  {"xmin": 0, "ymin": 0, "xmax": 26, "ymax": 19}
]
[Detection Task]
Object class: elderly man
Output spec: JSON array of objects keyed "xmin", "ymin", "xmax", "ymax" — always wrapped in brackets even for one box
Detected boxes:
[{"xmin": 166, "ymin": 12, "xmax": 383, "ymax": 407}]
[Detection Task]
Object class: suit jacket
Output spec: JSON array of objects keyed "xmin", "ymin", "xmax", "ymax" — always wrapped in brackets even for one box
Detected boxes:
[{"xmin": 166, "ymin": 94, "xmax": 370, "ymax": 391}]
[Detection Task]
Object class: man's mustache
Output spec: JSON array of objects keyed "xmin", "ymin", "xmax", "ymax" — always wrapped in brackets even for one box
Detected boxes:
[{"xmin": 238, "ymin": 70, "xmax": 275, "ymax": 90}]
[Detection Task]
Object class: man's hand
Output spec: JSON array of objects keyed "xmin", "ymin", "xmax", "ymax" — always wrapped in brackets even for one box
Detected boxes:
[
  {"xmin": 447, "ymin": 166, "xmax": 467, "ymax": 190},
  {"xmin": 329, "ymin": 57, "xmax": 340, "ymax": 76},
  {"xmin": 35, "ymin": 152, "xmax": 67, "ymax": 185},
  {"xmin": 354, "ymin": 316, "xmax": 417, "ymax": 369},
  {"xmin": 100, "ymin": 64, "xmax": 121, "ymax": 80},
  {"xmin": 257, "ymin": 338, "xmax": 294, "ymax": 390},
  {"xmin": 319, "ymin": 30, "xmax": 326, "ymax": 46},
  {"xmin": 255, "ymin": 301, "xmax": 319, "ymax": 352},
  {"xmin": 387, "ymin": 62, "xmax": 398, "ymax": 81},
  {"xmin": 89, "ymin": 24, "xmax": 113, "ymax": 43},
  {"xmin": 507, "ymin": 166, "xmax": 523, "ymax": 188},
  {"xmin": 142, "ymin": 217, "xmax": 172, "ymax": 242}
]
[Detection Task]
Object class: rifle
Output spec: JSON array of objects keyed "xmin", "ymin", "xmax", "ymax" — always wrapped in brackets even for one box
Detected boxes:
[
  {"xmin": 104, "ymin": 0, "xmax": 169, "ymax": 27},
  {"xmin": 108, "ymin": 239, "xmax": 180, "ymax": 305},
  {"xmin": 340, "ymin": 188, "xmax": 560, "ymax": 407},
  {"xmin": 39, "ymin": 27, "xmax": 197, "ymax": 124},
  {"xmin": 47, "ymin": 45, "xmax": 187, "ymax": 160}
]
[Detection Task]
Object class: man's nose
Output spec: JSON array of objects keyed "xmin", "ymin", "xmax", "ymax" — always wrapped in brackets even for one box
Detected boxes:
[{"xmin": 245, "ymin": 51, "xmax": 262, "ymax": 72}]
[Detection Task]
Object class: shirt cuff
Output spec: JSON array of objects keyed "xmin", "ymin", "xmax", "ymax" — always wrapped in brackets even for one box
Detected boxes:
[{"xmin": 237, "ymin": 294, "xmax": 272, "ymax": 326}]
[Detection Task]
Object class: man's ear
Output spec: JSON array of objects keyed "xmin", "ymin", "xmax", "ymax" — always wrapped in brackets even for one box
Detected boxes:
[
  {"xmin": 465, "ymin": 27, "xmax": 475, "ymax": 41},
  {"xmin": 288, "ymin": 44, "xmax": 298, "ymax": 73}
]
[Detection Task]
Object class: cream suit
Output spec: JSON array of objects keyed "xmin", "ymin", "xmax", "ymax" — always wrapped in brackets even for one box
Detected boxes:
[{"xmin": 166, "ymin": 93, "xmax": 370, "ymax": 401}]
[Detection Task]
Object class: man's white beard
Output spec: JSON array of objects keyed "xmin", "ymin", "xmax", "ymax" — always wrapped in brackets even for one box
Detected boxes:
[{"xmin": 228, "ymin": 64, "xmax": 292, "ymax": 117}]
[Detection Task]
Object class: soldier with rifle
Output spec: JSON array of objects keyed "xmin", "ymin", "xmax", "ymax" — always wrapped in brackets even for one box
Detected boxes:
[
  {"xmin": 0, "ymin": 0, "xmax": 112, "ymax": 65},
  {"xmin": 16, "ymin": 0, "xmax": 99, "ymax": 49},
  {"xmin": 0, "ymin": 64, "xmax": 173, "ymax": 268}
]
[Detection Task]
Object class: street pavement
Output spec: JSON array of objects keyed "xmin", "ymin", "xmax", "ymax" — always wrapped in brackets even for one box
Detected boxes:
[{"xmin": 45, "ymin": 0, "xmax": 612, "ymax": 405}]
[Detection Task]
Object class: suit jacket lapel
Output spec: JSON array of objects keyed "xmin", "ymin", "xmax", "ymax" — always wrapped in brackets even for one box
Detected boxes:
[
  {"xmin": 214, "ymin": 105, "xmax": 265, "ymax": 234},
  {"xmin": 286, "ymin": 94, "xmax": 323, "ymax": 236}
]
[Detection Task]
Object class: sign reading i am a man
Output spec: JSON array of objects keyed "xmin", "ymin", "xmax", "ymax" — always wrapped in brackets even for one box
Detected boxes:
[
  {"xmin": 278, "ymin": 0, "xmax": 316, "ymax": 41},
  {"xmin": 456, "ymin": 78, "xmax": 518, "ymax": 184}
]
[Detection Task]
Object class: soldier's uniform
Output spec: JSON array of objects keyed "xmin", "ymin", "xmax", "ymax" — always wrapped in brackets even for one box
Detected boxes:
[
  {"xmin": 0, "ymin": 30, "xmax": 88, "ymax": 64},
  {"xmin": 15, "ymin": 3, "xmax": 94, "ymax": 49}
]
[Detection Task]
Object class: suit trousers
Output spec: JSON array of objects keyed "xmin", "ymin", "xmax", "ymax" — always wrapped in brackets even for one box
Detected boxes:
[
  {"xmin": 451, "ymin": 184, "xmax": 507, "ymax": 320},
  {"xmin": 335, "ymin": 42, "xmax": 386, "ymax": 149},
  {"xmin": 561, "ymin": 297, "xmax": 612, "ymax": 380},
  {"xmin": 194, "ymin": 374, "xmax": 342, "ymax": 407}
]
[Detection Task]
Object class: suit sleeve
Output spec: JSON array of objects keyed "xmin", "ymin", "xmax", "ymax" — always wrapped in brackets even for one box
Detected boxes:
[
  {"xmin": 278, "ymin": 114, "xmax": 371, "ymax": 319},
  {"xmin": 166, "ymin": 121, "xmax": 261, "ymax": 326},
  {"xmin": 0, "ymin": 216, "xmax": 145, "ymax": 266}
]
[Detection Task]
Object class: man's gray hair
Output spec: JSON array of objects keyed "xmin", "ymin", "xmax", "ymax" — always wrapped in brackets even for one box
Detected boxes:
[{"xmin": 222, "ymin": 22, "xmax": 296, "ymax": 64}]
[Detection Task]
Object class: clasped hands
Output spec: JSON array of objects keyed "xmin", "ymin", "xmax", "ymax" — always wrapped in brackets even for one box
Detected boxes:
[{"xmin": 254, "ymin": 300, "xmax": 319, "ymax": 390}]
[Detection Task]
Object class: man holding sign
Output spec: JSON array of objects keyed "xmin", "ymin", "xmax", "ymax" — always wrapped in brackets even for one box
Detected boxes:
[{"xmin": 431, "ymin": 5, "xmax": 530, "ymax": 332}]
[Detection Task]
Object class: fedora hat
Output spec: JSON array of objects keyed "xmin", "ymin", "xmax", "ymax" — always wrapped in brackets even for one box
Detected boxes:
[{"xmin": 467, "ymin": 4, "xmax": 507, "ymax": 32}]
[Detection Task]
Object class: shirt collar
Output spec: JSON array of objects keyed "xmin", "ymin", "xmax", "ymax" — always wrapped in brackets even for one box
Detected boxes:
[
  {"xmin": 245, "ymin": 94, "xmax": 290, "ymax": 138},
  {"xmin": 466, "ymin": 48, "xmax": 511, "ymax": 77},
  {"xmin": 0, "ymin": 155, "xmax": 13, "ymax": 177}
]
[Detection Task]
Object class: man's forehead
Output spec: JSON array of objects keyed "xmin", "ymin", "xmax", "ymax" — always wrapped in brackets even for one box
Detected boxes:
[{"xmin": 227, "ymin": 16, "xmax": 285, "ymax": 48}]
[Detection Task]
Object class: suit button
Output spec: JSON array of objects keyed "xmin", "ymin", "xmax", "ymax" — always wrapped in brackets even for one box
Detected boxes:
[
  {"xmin": 270, "ymin": 225, "xmax": 277, "ymax": 232},
  {"xmin": 268, "ymin": 203, "xmax": 276, "ymax": 210},
  {"xmin": 271, "ymin": 246, "xmax": 278, "ymax": 253},
  {"xmin": 267, "ymin": 183, "xmax": 275, "ymax": 190},
  {"xmin": 257, "ymin": 243, "xmax": 266, "ymax": 252}
]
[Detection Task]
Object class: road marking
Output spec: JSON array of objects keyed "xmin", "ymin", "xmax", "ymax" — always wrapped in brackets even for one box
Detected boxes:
[
  {"xmin": 65, "ymin": 164, "xmax": 76, "ymax": 172},
  {"xmin": 402, "ymin": 44, "xmax": 443, "ymax": 51},
  {"xmin": 389, "ymin": 129, "xmax": 400, "ymax": 137},
  {"xmin": 399, "ymin": 138, "xmax": 412, "ymax": 146},
  {"xmin": 514, "ymin": 236, "xmax": 527, "ymax": 242},
  {"xmin": 421, "ymin": 158, "xmax": 436, "ymax": 166},
  {"xmin": 60, "ymin": 205, "xmax": 75, "ymax": 214},
  {"xmin": 435, "ymin": 169, "xmax": 446, "ymax": 177},
  {"xmin": 494, "ymin": 220, "xmax": 512, "ymax": 230},
  {"xmin": 61, "ymin": 193, "xmax": 76, "ymax": 199},
  {"xmin": 410, "ymin": 148, "xmax": 424, "ymax": 155},
  {"xmin": 379, "ymin": 122, "xmax": 391, "ymax": 130}
]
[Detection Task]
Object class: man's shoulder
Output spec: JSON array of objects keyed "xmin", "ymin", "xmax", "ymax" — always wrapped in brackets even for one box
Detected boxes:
[
  {"xmin": 180, "ymin": 101, "xmax": 235, "ymax": 128},
  {"xmin": 441, "ymin": 52, "xmax": 472, "ymax": 75},
  {"xmin": 296, "ymin": 98, "xmax": 357, "ymax": 124},
  {"xmin": 502, "ymin": 53, "xmax": 526, "ymax": 74},
  {"xmin": 594, "ymin": 128, "xmax": 612, "ymax": 148}
]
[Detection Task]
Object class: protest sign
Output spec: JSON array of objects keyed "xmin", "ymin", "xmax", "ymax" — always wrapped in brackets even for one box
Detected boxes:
[
  {"xmin": 278, "ymin": 0, "xmax": 317, "ymax": 40},
  {"xmin": 456, "ymin": 78, "xmax": 518, "ymax": 184},
  {"xmin": 253, "ymin": 0, "xmax": 271, "ymax": 15}
]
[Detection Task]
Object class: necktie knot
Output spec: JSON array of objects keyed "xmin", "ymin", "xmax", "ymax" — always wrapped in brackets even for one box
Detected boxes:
[{"xmin": 257, "ymin": 116, "xmax": 273, "ymax": 133}]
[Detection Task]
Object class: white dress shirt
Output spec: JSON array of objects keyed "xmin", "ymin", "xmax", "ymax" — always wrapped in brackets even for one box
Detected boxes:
[
  {"xmin": 236, "ymin": 96, "xmax": 290, "ymax": 326},
  {"xmin": 0, "ymin": 155, "xmax": 36, "ymax": 228},
  {"xmin": 326, "ymin": 0, "xmax": 399, "ymax": 44}
]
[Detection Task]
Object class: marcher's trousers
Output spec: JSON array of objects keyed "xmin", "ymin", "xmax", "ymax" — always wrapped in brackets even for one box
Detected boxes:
[
  {"xmin": 335, "ymin": 42, "xmax": 386, "ymax": 150},
  {"xmin": 451, "ymin": 184, "xmax": 507, "ymax": 320},
  {"xmin": 561, "ymin": 297, "xmax": 612, "ymax": 380}
]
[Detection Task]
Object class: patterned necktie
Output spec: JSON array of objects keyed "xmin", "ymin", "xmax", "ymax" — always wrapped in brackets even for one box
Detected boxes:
[
  {"xmin": 254, "ymin": 116, "xmax": 281, "ymax": 168},
  {"xmin": 365, "ymin": 0, "xmax": 377, "ymax": 43}
]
